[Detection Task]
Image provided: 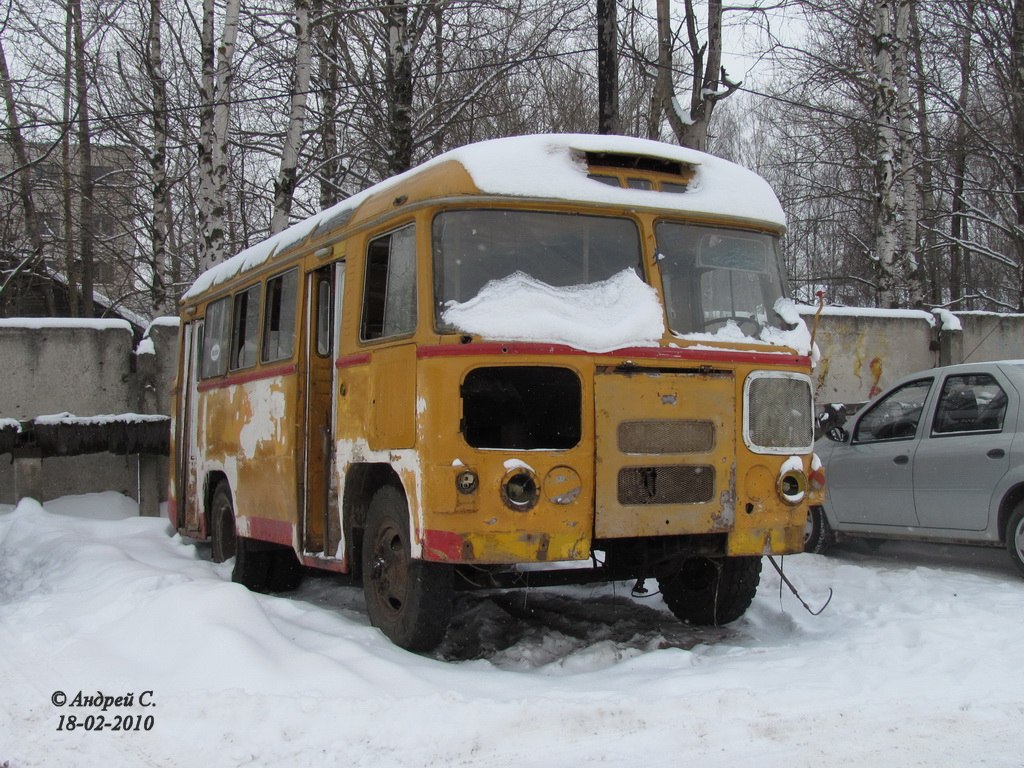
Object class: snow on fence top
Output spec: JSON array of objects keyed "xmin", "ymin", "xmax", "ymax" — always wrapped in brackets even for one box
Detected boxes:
[
  {"xmin": 183, "ymin": 134, "xmax": 785, "ymax": 301},
  {"xmin": 0, "ymin": 317, "xmax": 134, "ymax": 333},
  {"xmin": 793, "ymin": 304, "xmax": 965, "ymax": 332},
  {"xmin": 33, "ymin": 412, "xmax": 170, "ymax": 426}
]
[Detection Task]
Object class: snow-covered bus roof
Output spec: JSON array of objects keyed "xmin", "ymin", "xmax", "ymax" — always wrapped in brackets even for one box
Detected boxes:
[{"xmin": 183, "ymin": 134, "xmax": 785, "ymax": 301}]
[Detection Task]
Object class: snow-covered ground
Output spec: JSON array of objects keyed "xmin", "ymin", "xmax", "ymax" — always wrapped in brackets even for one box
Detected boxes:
[{"xmin": 1, "ymin": 492, "xmax": 1021, "ymax": 767}]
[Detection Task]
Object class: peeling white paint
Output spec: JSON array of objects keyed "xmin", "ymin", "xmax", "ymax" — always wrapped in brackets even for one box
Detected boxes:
[
  {"xmin": 335, "ymin": 437, "xmax": 425, "ymax": 559},
  {"xmin": 238, "ymin": 382, "xmax": 287, "ymax": 460}
]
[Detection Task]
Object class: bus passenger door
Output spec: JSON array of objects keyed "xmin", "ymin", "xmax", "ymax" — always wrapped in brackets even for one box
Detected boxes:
[{"xmin": 303, "ymin": 264, "xmax": 342, "ymax": 556}]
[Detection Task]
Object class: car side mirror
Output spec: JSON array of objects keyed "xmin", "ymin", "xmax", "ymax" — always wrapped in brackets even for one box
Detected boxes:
[
  {"xmin": 826, "ymin": 426, "xmax": 849, "ymax": 443},
  {"xmin": 816, "ymin": 403, "xmax": 848, "ymax": 441}
]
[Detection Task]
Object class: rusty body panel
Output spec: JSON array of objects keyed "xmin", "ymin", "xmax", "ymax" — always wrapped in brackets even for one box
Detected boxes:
[
  {"xmin": 594, "ymin": 366, "xmax": 736, "ymax": 539},
  {"xmin": 195, "ymin": 373, "xmax": 301, "ymax": 536}
]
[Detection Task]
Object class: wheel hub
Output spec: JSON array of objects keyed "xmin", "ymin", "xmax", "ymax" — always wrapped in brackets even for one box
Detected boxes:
[{"xmin": 371, "ymin": 527, "xmax": 408, "ymax": 613}]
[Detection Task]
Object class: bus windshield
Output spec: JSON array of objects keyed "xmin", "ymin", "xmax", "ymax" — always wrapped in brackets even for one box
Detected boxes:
[
  {"xmin": 432, "ymin": 209, "xmax": 642, "ymax": 326},
  {"xmin": 655, "ymin": 222, "xmax": 786, "ymax": 337}
]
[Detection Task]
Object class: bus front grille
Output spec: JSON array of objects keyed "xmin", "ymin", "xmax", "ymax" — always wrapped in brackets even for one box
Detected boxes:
[
  {"xmin": 617, "ymin": 419, "xmax": 715, "ymax": 454},
  {"xmin": 617, "ymin": 465, "xmax": 715, "ymax": 505},
  {"xmin": 745, "ymin": 374, "xmax": 814, "ymax": 452}
]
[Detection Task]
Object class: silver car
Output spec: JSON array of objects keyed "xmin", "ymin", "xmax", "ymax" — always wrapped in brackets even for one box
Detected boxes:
[{"xmin": 807, "ymin": 360, "xmax": 1024, "ymax": 576}]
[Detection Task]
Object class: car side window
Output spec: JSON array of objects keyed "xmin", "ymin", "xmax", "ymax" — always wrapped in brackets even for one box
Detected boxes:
[
  {"xmin": 854, "ymin": 379, "xmax": 932, "ymax": 443},
  {"xmin": 932, "ymin": 374, "xmax": 1007, "ymax": 435}
]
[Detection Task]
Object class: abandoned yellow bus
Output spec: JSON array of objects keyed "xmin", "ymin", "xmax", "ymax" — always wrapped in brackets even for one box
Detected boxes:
[{"xmin": 169, "ymin": 134, "xmax": 822, "ymax": 651}]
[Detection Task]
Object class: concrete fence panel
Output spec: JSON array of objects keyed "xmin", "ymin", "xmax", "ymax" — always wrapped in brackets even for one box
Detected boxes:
[{"xmin": 0, "ymin": 318, "xmax": 178, "ymax": 507}]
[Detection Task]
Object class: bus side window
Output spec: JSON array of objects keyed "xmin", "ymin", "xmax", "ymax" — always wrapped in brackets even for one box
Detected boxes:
[
  {"xmin": 262, "ymin": 268, "xmax": 298, "ymax": 363},
  {"xmin": 230, "ymin": 284, "xmax": 261, "ymax": 370},
  {"xmin": 361, "ymin": 224, "xmax": 416, "ymax": 340},
  {"xmin": 200, "ymin": 297, "xmax": 230, "ymax": 378}
]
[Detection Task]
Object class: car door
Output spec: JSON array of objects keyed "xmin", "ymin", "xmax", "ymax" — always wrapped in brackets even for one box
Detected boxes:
[
  {"xmin": 913, "ymin": 371, "xmax": 1012, "ymax": 531},
  {"xmin": 826, "ymin": 378, "xmax": 933, "ymax": 527}
]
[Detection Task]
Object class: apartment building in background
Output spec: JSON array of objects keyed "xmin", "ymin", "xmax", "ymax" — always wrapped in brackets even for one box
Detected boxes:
[{"xmin": 0, "ymin": 142, "xmax": 142, "ymax": 326}]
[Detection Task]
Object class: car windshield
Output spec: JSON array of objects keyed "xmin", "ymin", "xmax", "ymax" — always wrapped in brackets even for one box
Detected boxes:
[
  {"xmin": 432, "ymin": 209, "xmax": 642, "ymax": 327},
  {"xmin": 655, "ymin": 222, "xmax": 786, "ymax": 336}
]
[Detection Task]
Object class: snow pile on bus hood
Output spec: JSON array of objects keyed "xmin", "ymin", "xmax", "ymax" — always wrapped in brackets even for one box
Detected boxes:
[{"xmin": 441, "ymin": 269, "xmax": 665, "ymax": 353}]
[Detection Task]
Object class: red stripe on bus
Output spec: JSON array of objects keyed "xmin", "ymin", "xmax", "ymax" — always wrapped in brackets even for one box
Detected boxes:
[
  {"xmin": 197, "ymin": 363, "xmax": 297, "ymax": 392},
  {"xmin": 416, "ymin": 342, "xmax": 809, "ymax": 367},
  {"xmin": 300, "ymin": 554, "xmax": 346, "ymax": 572},
  {"xmin": 336, "ymin": 353, "xmax": 371, "ymax": 369},
  {"xmin": 243, "ymin": 516, "xmax": 294, "ymax": 547}
]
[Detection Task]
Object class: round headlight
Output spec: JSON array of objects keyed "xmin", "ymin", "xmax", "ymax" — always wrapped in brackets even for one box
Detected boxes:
[
  {"xmin": 502, "ymin": 470, "xmax": 539, "ymax": 510},
  {"xmin": 777, "ymin": 469, "xmax": 808, "ymax": 505}
]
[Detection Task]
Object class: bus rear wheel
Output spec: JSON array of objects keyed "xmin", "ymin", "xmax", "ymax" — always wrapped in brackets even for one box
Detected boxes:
[
  {"xmin": 209, "ymin": 482, "xmax": 301, "ymax": 593},
  {"xmin": 362, "ymin": 486, "xmax": 453, "ymax": 652},
  {"xmin": 658, "ymin": 556, "xmax": 762, "ymax": 626}
]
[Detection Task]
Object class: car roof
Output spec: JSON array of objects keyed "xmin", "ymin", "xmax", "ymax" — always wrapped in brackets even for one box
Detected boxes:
[{"xmin": 892, "ymin": 360, "xmax": 1024, "ymax": 387}]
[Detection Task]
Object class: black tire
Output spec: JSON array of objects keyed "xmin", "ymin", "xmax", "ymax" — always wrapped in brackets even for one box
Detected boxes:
[
  {"xmin": 233, "ymin": 535, "xmax": 272, "ymax": 591},
  {"xmin": 803, "ymin": 505, "xmax": 833, "ymax": 554},
  {"xmin": 362, "ymin": 486, "xmax": 453, "ymax": 652},
  {"xmin": 1006, "ymin": 502, "xmax": 1024, "ymax": 578},
  {"xmin": 210, "ymin": 482, "xmax": 237, "ymax": 564},
  {"xmin": 233, "ymin": 536, "xmax": 304, "ymax": 593},
  {"xmin": 268, "ymin": 548, "xmax": 304, "ymax": 592},
  {"xmin": 658, "ymin": 556, "xmax": 762, "ymax": 626}
]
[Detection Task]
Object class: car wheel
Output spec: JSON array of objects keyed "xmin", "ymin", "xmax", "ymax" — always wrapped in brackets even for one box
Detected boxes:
[
  {"xmin": 1007, "ymin": 502, "xmax": 1024, "ymax": 578},
  {"xmin": 803, "ymin": 506, "xmax": 833, "ymax": 554},
  {"xmin": 658, "ymin": 556, "xmax": 761, "ymax": 626},
  {"xmin": 362, "ymin": 486, "xmax": 453, "ymax": 652},
  {"xmin": 210, "ymin": 482, "xmax": 237, "ymax": 563}
]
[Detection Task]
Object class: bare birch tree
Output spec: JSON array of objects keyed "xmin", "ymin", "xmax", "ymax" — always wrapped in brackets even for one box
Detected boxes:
[
  {"xmin": 197, "ymin": 0, "xmax": 240, "ymax": 270},
  {"xmin": 596, "ymin": 0, "xmax": 619, "ymax": 134},
  {"xmin": 316, "ymin": 0, "xmax": 341, "ymax": 209},
  {"xmin": 652, "ymin": 0, "xmax": 740, "ymax": 151},
  {"xmin": 270, "ymin": 0, "xmax": 313, "ymax": 233},
  {"xmin": 70, "ymin": 0, "xmax": 96, "ymax": 316},
  {"xmin": 1009, "ymin": 0, "xmax": 1024, "ymax": 308},
  {"xmin": 870, "ymin": 0, "xmax": 904, "ymax": 308},
  {"xmin": 145, "ymin": 0, "xmax": 174, "ymax": 312}
]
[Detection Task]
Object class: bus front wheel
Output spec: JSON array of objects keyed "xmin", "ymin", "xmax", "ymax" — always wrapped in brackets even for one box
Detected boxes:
[
  {"xmin": 362, "ymin": 486, "xmax": 453, "ymax": 652},
  {"xmin": 210, "ymin": 481, "xmax": 237, "ymax": 564},
  {"xmin": 658, "ymin": 556, "xmax": 762, "ymax": 626}
]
